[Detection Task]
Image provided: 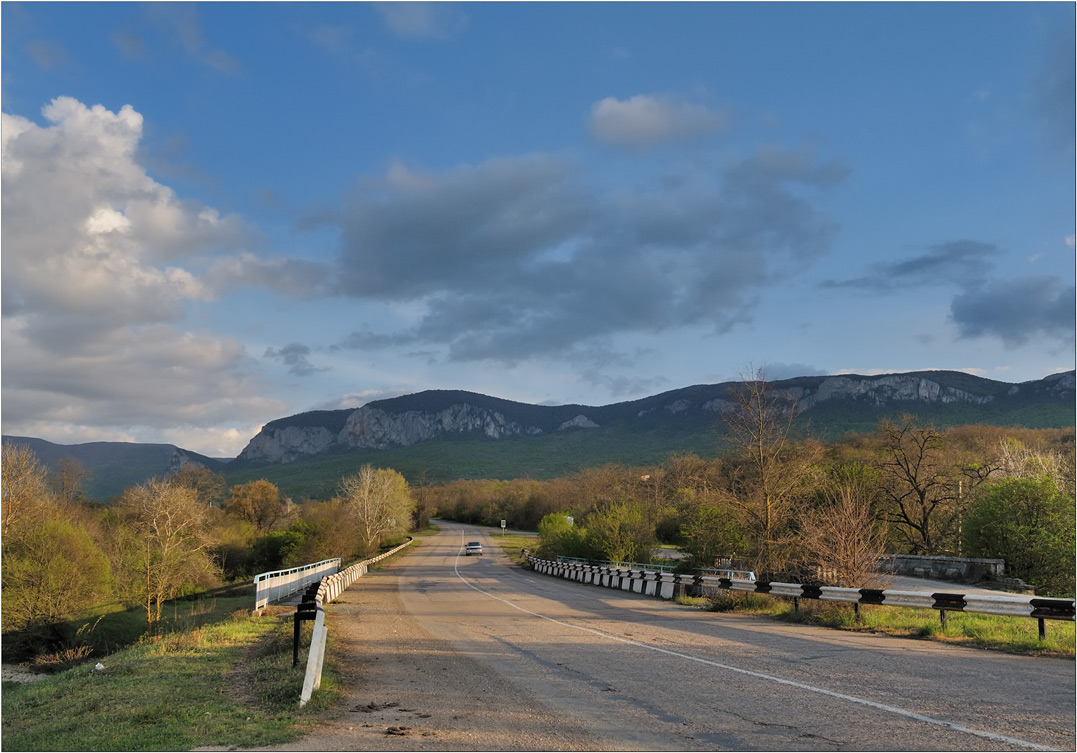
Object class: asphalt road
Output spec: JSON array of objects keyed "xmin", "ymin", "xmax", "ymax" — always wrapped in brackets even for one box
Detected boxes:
[{"xmin": 279, "ymin": 523, "xmax": 1076, "ymax": 752}]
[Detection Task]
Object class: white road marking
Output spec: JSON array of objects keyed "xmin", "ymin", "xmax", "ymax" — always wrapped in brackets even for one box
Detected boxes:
[{"xmin": 450, "ymin": 530, "xmax": 1056, "ymax": 752}]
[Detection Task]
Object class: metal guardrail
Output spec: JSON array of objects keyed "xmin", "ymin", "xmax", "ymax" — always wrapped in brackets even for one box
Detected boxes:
[
  {"xmin": 253, "ymin": 558, "xmax": 341, "ymax": 613},
  {"xmin": 526, "ymin": 553, "xmax": 1075, "ymax": 638},
  {"xmin": 554, "ymin": 555, "xmax": 756, "ymax": 581},
  {"xmin": 293, "ymin": 540, "xmax": 414, "ymax": 707}
]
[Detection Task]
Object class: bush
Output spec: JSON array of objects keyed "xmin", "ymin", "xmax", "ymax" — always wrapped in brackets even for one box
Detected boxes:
[{"xmin": 963, "ymin": 476, "xmax": 1075, "ymax": 596}]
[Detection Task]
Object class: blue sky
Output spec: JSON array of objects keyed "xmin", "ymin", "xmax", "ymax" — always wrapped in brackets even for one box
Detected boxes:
[{"xmin": 2, "ymin": 2, "xmax": 1074, "ymax": 458}]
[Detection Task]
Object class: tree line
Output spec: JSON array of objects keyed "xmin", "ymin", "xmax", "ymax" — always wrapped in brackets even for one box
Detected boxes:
[
  {"xmin": 1, "ymin": 448, "xmax": 416, "ymax": 652},
  {"xmin": 434, "ymin": 375, "xmax": 1075, "ymax": 596}
]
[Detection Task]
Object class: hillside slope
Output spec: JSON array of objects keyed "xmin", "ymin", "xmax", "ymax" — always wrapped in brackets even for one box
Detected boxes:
[{"xmin": 0, "ymin": 436, "xmax": 225, "ymax": 501}]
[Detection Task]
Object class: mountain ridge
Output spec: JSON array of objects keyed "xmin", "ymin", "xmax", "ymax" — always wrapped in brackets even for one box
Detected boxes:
[
  {"xmin": 233, "ymin": 369, "xmax": 1075, "ymax": 466},
  {"xmin": 5, "ymin": 369, "xmax": 1073, "ymax": 500}
]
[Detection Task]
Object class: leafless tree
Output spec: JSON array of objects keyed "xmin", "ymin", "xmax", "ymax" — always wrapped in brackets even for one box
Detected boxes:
[
  {"xmin": 720, "ymin": 366, "xmax": 821, "ymax": 577},
  {"xmin": 875, "ymin": 417, "xmax": 960, "ymax": 555},
  {"xmin": 799, "ymin": 465, "xmax": 889, "ymax": 588},
  {"xmin": 117, "ymin": 478, "xmax": 219, "ymax": 628},
  {"xmin": 339, "ymin": 466, "xmax": 414, "ymax": 556},
  {"xmin": 2, "ymin": 442, "xmax": 52, "ymax": 537}
]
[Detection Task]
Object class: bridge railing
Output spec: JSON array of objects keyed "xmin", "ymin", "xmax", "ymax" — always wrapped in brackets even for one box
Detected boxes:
[
  {"xmin": 253, "ymin": 558, "xmax": 341, "ymax": 613},
  {"xmin": 525, "ymin": 552, "xmax": 1075, "ymax": 638},
  {"xmin": 295, "ymin": 539, "xmax": 414, "ymax": 707}
]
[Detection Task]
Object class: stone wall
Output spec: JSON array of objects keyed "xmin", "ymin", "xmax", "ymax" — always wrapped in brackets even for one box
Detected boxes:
[{"xmin": 875, "ymin": 554, "xmax": 1005, "ymax": 583}]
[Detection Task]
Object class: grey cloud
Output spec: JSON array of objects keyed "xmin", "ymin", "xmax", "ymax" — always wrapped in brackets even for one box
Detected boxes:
[
  {"xmin": 330, "ymin": 156, "xmax": 591, "ymax": 299},
  {"xmin": 327, "ymin": 149, "xmax": 845, "ymax": 365},
  {"xmin": 206, "ymin": 253, "xmax": 331, "ymax": 299},
  {"xmin": 335, "ymin": 326, "xmax": 415, "ymax": 351},
  {"xmin": 824, "ymin": 240, "xmax": 1000, "ymax": 290},
  {"xmin": 25, "ymin": 40, "xmax": 67, "ymax": 70},
  {"xmin": 950, "ymin": 276, "xmax": 1075, "ymax": 347},
  {"xmin": 111, "ymin": 29, "xmax": 146, "ymax": 59},
  {"xmin": 264, "ymin": 343, "xmax": 328, "ymax": 377}
]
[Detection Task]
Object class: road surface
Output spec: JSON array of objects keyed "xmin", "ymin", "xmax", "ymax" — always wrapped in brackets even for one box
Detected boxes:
[{"xmin": 272, "ymin": 522, "xmax": 1075, "ymax": 751}]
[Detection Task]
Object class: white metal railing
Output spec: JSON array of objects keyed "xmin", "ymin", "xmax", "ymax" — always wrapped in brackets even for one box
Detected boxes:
[
  {"xmin": 253, "ymin": 558, "xmax": 341, "ymax": 612},
  {"xmin": 524, "ymin": 553, "xmax": 1075, "ymax": 638},
  {"xmin": 299, "ymin": 539, "xmax": 414, "ymax": 706}
]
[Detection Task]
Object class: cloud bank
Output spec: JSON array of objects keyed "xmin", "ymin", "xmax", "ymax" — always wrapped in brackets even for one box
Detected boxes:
[{"xmin": 1, "ymin": 98, "xmax": 283, "ymax": 453}]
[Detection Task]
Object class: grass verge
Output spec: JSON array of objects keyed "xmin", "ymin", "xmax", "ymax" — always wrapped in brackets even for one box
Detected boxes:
[
  {"xmin": 493, "ymin": 532, "xmax": 539, "ymax": 565},
  {"xmin": 703, "ymin": 591, "xmax": 1075, "ymax": 658},
  {"xmin": 2, "ymin": 606, "xmax": 340, "ymax": 751}
]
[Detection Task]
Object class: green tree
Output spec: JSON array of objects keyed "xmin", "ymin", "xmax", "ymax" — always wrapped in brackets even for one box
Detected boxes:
[
  {"xmin": 680, "ymin": 503, "xmax": 747, "ymax": 571},
  {"xmin": 536, "ymin": 512, "xmax": 590, "ymax": 560},
  {"xmin": 584, "ymin": 499, "xmax": 656, "ymax": 564},
  {"xmin": 225, "ymin": 479, "xmax": 291, "ymax": 533},
  {"xmin": 1, "ymin": 517, "xmax": 112, "ymax": 633},
  {"xmin": 963, "ymin": 477, "xmax": 1075, "ymax": 596},
  {"xmin": 339, "ymin": 466, "xmax": 414, "ymax": 556}
]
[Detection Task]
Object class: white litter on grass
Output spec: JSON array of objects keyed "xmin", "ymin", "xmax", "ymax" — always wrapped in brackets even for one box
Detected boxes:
[{"xmin": 94, "ymin": 662, "xmax": 105, "ymax": 671}]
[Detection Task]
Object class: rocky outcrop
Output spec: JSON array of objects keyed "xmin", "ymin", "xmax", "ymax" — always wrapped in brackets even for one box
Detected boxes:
[
  {"xmin": 338, "ymin": 404, "xmax": 541, "ymax": 450},
  {"xmin": 807, "ymin": 375, "xmax": 994, "ymax": 408},
  {"xmin": 558, "ymin": 415, "xmax": 599, "ymax": 430},
  {"xmin": 240, "ymin": 425, "xmax": 338, "ymax": 464}
]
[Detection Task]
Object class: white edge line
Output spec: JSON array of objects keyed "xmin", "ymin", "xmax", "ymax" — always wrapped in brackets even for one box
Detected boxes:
[{"xmin": 450, "ymin": 530, "xmax": 1059, "ymax": 753}]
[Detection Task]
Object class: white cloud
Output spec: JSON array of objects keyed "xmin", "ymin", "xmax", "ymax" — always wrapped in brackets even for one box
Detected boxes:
[
  {"xmin": 1, "ymin": 97, "xmax": 284, "ymax": 452},
  {"xmin": 588, "ymin": 94, "xmax": 728, "ymax": 149},
  {"xmin": 1, "ymin": 97, "xmax": 251, "ymax": 337}
]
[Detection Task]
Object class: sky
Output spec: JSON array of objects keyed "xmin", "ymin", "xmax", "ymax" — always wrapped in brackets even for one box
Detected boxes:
[{"xmin": 1, "ymin": 2, "xmax": 1074, "ymax": 459}]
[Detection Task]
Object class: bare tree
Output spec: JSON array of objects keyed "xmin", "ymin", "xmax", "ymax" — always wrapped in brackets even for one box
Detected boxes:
[
  {"xmin": 720, "ymin": 366, "xmax": 821, "ymax": 577},
  {"xmin": 2, "ymin": 442, "xmax": 52, "ymax": 537},
  {"xmin": 117, "ymin": 479, "xmax": 219, "ymax": 628},
  {"xmin": 170, "ymin": 465, "xmax": 227, "ymax": 508},
  {"xmin": 339, "ymin": 466, "xmax": 414, "ymax": 556},
  {"xmin": 799, "ymin": 464, "xmax": 889, "ymax": 588},
  {"xmin": 875, "ymin": 417, "xmax": 959, "ymax": 555},
  {"xmin": 50, "ymin": 457, "xmax": 87, "ymax": 506}
]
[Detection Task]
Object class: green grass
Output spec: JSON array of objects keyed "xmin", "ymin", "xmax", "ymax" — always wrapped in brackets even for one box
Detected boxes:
[
  {"xmin": 492, "ymin": 532, "xmax": 539, "ymax": 564},
  {"xmin": 3, "ymin": 587, "xmax": 256, "ymax": 668},
  {"xmin": 702, "ymin": 591, "xmax": 1076, "ymax": 657},
  {"xmin": 2, "ymin": 606, "xmax": 338, "ymax": 751}
]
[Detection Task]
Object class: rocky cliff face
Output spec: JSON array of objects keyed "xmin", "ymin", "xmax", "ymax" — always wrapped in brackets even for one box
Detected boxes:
[
  {"xmin": 236, "ymin": 401, "xmax": 546, "ymax": 463},
  {"xmin": 239, "ymin": 425, "xmax": 339, "ymax": 464},
  {"xmin": 338, "ymin": 404, "xmax": 542, "ymax": 450},
  {"xmin": 234, "ymin": 371, "xmax": 1074, "ymax": 465}
]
